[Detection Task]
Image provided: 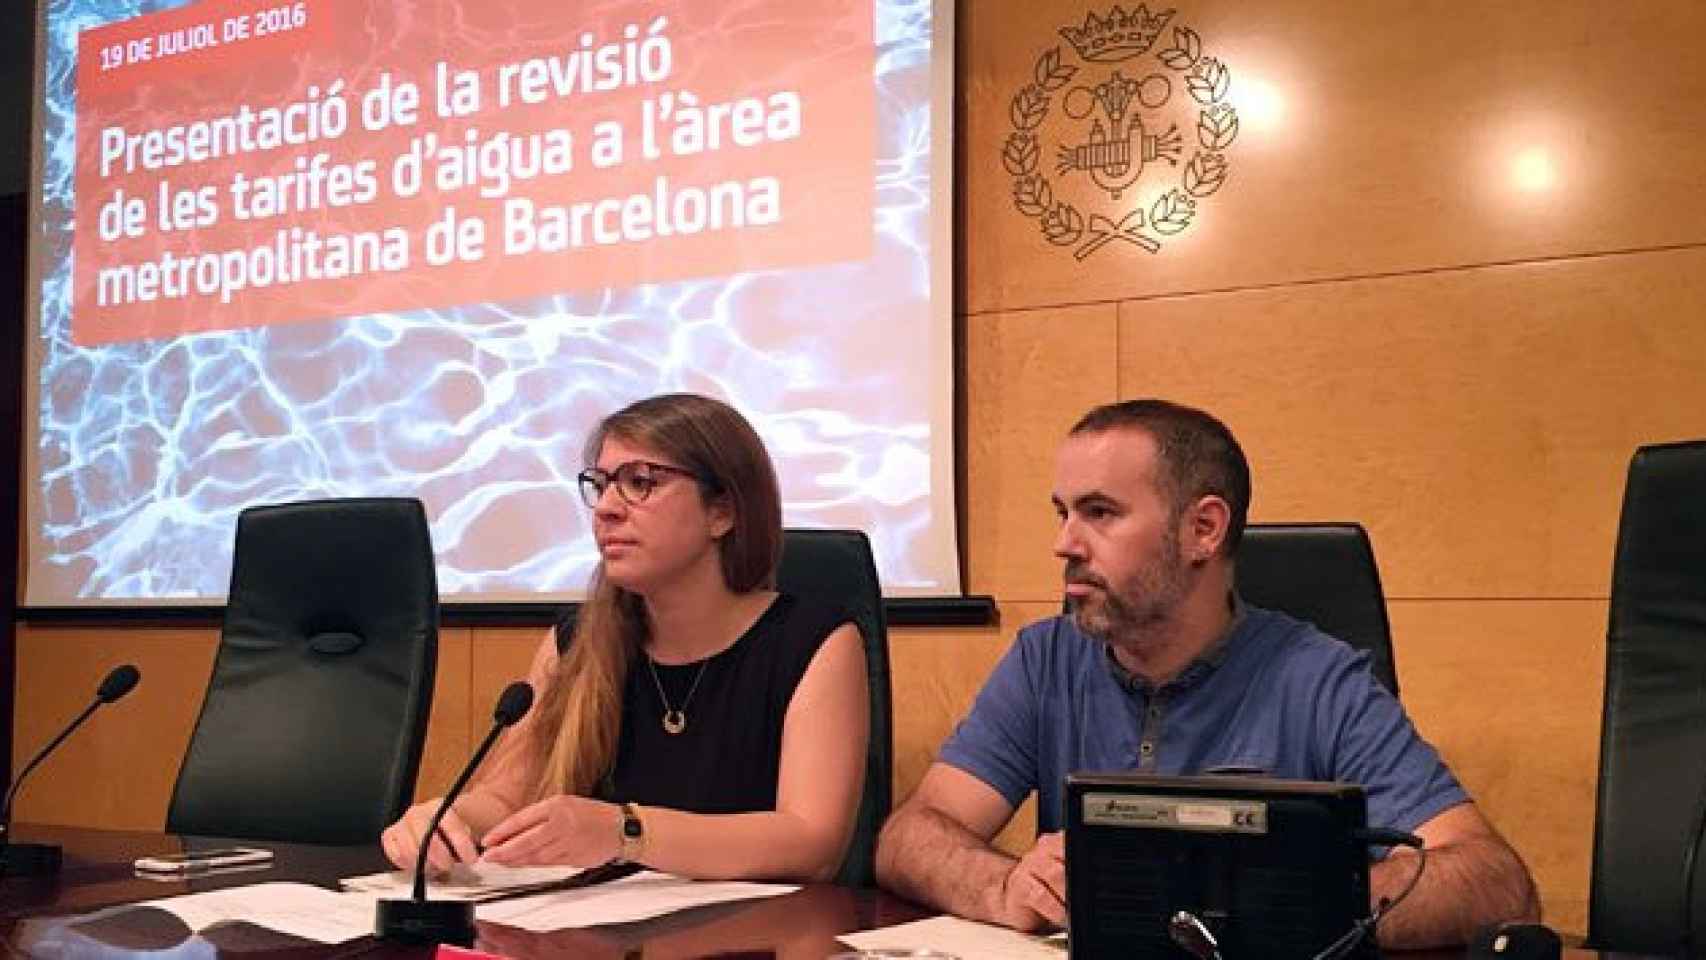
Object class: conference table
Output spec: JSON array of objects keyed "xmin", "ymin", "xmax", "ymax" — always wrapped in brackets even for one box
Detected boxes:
[{"xmin": 0, "ymin": 825, "xmax": 1642, "ymax": 959}]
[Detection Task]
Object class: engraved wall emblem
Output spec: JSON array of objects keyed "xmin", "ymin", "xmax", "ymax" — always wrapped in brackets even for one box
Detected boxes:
[{"xmin": 1002, "ymin": 5, "xmax": 1238, "ymax": 259}]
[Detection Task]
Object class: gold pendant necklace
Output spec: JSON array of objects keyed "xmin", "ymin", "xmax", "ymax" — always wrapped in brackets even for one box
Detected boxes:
[{"xmin": 646, "ymin": 656, "xmax": 710, "ymax": 735}]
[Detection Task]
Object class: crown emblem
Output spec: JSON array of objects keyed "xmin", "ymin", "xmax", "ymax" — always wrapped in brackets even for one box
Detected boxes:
[
  {"xmin": 1059, "ymin": 5, "xmax": 1176, "ymax": 63},
  {"xmin": 1005, "ymin": 8, "xmax": 1237, "ymax": 259}
]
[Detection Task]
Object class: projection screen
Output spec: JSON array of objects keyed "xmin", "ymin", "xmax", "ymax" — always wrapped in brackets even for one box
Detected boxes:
[{"xmin": 23, "ymin": 0, "xmax": 957, "ymax": 606}]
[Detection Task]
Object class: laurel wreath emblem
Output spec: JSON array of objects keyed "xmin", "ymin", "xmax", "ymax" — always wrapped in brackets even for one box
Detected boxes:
[{"xmin": 1002, "ymin": 18, "xmax": 1239, "ymax": 259}]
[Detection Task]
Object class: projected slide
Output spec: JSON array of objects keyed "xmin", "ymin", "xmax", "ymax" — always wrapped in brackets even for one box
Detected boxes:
[{"xmin": 26, "ymin": 0, "xmax": 955, "ymax": 604}]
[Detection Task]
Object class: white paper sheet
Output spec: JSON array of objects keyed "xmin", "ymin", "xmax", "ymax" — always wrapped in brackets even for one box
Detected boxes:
[
  {"xmin": 341, "ymin": 863, "xmax": 586, "ymax": 900},
  {"xmin": 474, "ymin": 871, "xmax": 798, "ymax": 931},
  {"xmin": 142, "ymin": 882, "xmax": 374, "ymax": 944},
  {"xmin": 143, "ymin": 871, "xmax": 797, "ymax": 941},
  {"xmin": 838, "ymin": 915, "xmax": 1067, "ymax": 960}
]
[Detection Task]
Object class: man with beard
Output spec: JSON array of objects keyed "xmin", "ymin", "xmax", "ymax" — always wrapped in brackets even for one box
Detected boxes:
[{"xmin": 874, "ymin": 399, "xmax": 1539, "ymax": 949}]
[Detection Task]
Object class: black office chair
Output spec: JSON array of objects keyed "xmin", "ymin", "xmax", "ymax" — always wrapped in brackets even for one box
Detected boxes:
[
  {"xmin": 166, "ymin": 498, "xmax": 439, "ymax": 844},
  {"xmin": 1233, "ymin": 522, "xmax": 1400, "ymax": 698},
  {"xmin": 776, "ymin": 527, "xmax": 892, "ymax": 888},
  {"xmin": 1588, "ymin": 440, "xmax": 1706, "ymax": 956}
]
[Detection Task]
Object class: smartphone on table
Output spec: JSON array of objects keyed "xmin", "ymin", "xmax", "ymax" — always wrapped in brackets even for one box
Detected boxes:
[{"xmin": 133, "ymin": 846, "xmax": 274, "ymax": 874}]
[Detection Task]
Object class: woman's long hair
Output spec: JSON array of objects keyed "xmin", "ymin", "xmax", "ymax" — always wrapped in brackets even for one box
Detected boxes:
[{"xmin": 527, "ymin": 393, "xmax": 783, "ymax": 798}]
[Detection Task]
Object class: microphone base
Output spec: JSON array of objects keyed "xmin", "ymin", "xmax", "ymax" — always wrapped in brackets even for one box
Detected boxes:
[
  {"xmin": 0, "ymin": 842, "xmax": 64, "ymax": 876},
  {"xmin": 375, "ymin": 897, "xmax": 476, "ymax": 946}
]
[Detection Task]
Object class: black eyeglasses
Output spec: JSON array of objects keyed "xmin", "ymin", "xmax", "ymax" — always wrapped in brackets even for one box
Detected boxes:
[{"xmin": 578, "ymin": 460, "xmax": 706, "ymax": 509}]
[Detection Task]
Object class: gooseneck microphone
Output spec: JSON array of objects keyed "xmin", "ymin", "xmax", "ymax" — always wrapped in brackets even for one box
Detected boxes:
[
  {"xmin": 377, "ymin": 680, "xmax": 534, "ymax": 945},
  {"xmin": 1, "ymin": 664, "xmax": 142, "ymax": 876}
]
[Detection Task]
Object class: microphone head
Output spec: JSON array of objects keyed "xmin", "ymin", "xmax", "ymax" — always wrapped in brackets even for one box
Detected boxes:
[
  {"xmin": 1167, "ymin": 911, "xmax": 1220, "ymax": 960},
  {"xmin": 493, "ymin": 681, "xmax": 534, "ymax": 726},
  {"xmin": 97, "ymin": 664, "xmax": 141, "ymax": 703}
]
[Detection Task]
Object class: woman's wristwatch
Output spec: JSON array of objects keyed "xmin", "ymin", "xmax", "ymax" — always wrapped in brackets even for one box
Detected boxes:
[{"xmin": 616, "ymin": 802, "xmax": 646, "ymax": 863}]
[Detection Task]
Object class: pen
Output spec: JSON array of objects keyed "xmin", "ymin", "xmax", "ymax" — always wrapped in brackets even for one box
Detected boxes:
[
  {"xmin": 434, "ymin": 826, "xmax": 482, "ymax": 862},
  {"xmin": 468, "ymin": 859, "xmax": 643, "ymax": 904}
]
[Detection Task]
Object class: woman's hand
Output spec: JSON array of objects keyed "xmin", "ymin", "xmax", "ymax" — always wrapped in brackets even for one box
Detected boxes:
[
  {"xmin": 381, "ymin": 799, "xmax": 481, "ymax": 875},
  {"xmin": 480, "ymin": 796, "xmax": 623, "ymax": 867}
]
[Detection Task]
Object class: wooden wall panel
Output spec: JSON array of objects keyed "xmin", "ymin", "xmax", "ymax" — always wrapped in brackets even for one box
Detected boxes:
[
  {"xmin": 964, "ymin": 1, "xmax": 1706, "ymax": 313},
  {"xmin": 948, "ymin": 7, "xmax": 1706, "ymax": 937},
  {"xmin": 1389, "ymin": 600, "xmax": 1607, "ymax": 936},
  {"xmin": 1115, "ymin": 247, "xmax": 1706, "ymax": 599},
  {"xmin": 410, "ymin": 628, "xmax": 473, "ymax": 803},
  {"xmin": 468, "ymin": 625, "xmax": 550, "ymax": 794},
  {"xmin": 964, "ymin": 306, "xmax": 1118, "ymax": 602},
  {"xmin": 469, "ymin": 626, "xmax": 547, "ymax": 722},
  {"xmin": 12, "ymin": 626, "xmax": 217, "ymax": 830}
]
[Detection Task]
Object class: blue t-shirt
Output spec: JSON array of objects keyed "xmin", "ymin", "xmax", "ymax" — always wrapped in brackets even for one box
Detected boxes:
[{"xmin": 939, "ymin": 604, "xmax": 1467, "ymax": 837}]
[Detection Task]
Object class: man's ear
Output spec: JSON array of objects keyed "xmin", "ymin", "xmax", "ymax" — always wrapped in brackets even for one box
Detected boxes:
[{"xmin": 1183, "ymin": 495, "xmax": 1232, "ymax": 564}]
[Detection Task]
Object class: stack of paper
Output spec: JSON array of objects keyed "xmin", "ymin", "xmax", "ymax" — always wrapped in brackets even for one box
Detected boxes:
[
  {"xmin": 472, "ymin": 871, "xmax": 798, "ymax": 932},
  {"xmin": 340, "ymin": 863, "xmax": 587, "ymax": 901},
  {"xmin": 132, "ymin": 868, "xmax": 800, "ymax": 944}
]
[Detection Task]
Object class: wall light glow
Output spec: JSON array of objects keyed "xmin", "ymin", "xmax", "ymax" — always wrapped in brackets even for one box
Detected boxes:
[
  {"xmin": 1235, "ymin": 76, "xmax": 1287, "ymax": 134},
  {"xmin": 1511, "ymin": 148, "xmax": 1559, "ymax": 193}
]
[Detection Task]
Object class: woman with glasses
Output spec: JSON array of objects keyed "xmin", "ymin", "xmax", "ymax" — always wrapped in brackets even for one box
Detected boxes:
[{"xmin": 381, "ymin": 393, "xmax": 869, "ymax": 883}]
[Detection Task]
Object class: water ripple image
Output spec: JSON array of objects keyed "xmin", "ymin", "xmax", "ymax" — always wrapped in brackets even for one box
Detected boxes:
[{"xmin": 29, "ymin": 0, "xmax": 952, "ymax": 602}]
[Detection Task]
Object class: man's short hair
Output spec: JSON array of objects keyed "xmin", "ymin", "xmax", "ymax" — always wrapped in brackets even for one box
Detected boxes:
[{"xmin": 1069, "ymin": 398, "xmax": 1252, "ymax": 554}]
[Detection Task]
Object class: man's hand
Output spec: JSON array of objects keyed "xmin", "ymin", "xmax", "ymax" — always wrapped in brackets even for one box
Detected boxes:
[
  {"xmin": 480, "ymin": 795, "xmax": 622, "ymax": 867},
  {"xmin": 992, "ymin": 831, "xmax": 1067, "ymax": 931}
]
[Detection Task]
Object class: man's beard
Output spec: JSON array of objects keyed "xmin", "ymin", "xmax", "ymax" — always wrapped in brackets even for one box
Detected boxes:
[{"xmin": 1064, "ymin": 524, "xmax": 1189, "ymax": 644}]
